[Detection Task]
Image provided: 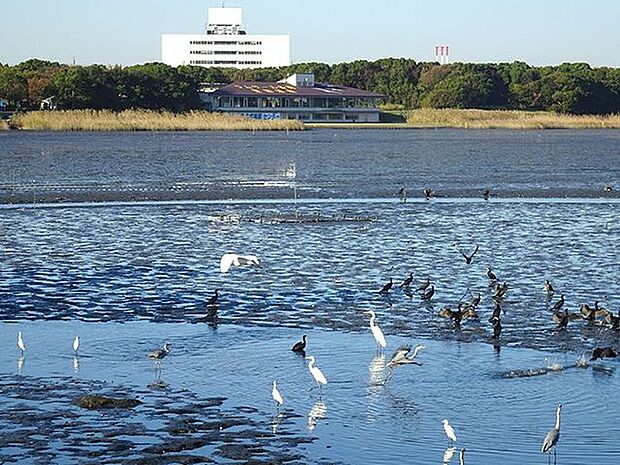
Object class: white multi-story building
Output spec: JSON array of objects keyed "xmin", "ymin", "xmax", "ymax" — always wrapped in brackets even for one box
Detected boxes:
[{"xmin": 162, "ymin": 7, "xmax": 290, "ymax": 69}]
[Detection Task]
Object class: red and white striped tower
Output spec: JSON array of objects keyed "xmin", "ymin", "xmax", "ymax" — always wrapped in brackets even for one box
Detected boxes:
[{"xmin": 434, "ymin": 45, "xmax": 450, "ymax": 64}]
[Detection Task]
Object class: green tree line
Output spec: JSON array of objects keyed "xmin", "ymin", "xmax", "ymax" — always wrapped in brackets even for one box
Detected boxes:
[{"xmin": 1, "ymin": 58, "xmax": 619, "ymax": 114}]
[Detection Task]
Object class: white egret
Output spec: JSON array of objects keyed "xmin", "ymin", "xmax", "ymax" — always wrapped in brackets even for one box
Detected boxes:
[
  {"xmin": 73, "ymin": 336, "xmax": 80, "ymax": 354},
  {"xmin": 148, "ymin": 343, "xmax": 170, "ymax": 360},
  {"xmin": 271, "ymin": 380, "xmax": 284, "ymax": 409},
  {"xmin": 305, "ymin": 355, "xmax": 327, "ymax": 387},
  {"xmin": 443, "ymin": 419, "xmax": 457, "ymax": 443},
  {"xmin": 541, "ymin": 404, "xmax": 562, "ymax": 455},
  {"xmin": 365, "ymin": 310, "xmax": 387, "ymax": 349},
  {"xmin": 17, "ymin": 331, "xmax": 26, "ymax": 354},
  {"xmin": 220, "ymin": 253, "xmax": 260, "ymax": 273}
]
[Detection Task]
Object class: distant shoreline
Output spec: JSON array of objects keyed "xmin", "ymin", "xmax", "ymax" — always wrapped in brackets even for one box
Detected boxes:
[{"xmin": 6, "ymin": 109, "xmax": 620, "ymax": 131}]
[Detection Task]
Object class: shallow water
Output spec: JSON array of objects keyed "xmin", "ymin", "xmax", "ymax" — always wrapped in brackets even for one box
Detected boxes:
[
  {"xmin": 1, "ymin": 130, "xmax": 619, "ymax": 464},
  {"xmin": 0, "ymin": 322, "xmax": 617, "ymax": 465},
  {"xmin": 0, "ymin": 129, "xmax": 619, "ymax": 202}
]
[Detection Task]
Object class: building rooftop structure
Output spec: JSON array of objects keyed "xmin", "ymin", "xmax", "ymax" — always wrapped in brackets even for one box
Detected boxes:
[{"xmin": 205, "ymin": 73, "xmax": 384, "ymax": 123}]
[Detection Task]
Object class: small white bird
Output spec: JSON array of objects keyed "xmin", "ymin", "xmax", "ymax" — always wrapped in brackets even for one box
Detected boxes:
[
  {"xmin": 305, "ymin": 355, "xmax": 328, "ymax": 387},
  {"xmin": 365, "ymin": 310, "xmax": 387, "ymax": 349},
  {"xmin": 272, "ymin": 380, "xmax": 284, "ymax": 408},
  {"xmin": 17, "ymin": 331, "xmax": 26, "ymax": 353},
  {"xmin": 443, "ymin": 419, "xmax": 458, "ymax": 443},
  {"xmin": 220, "ymin": 253, "xmax": 260, "ymax": 273},
  {"xmin": 73, "ymin": 336, "xmax": 80, "ymax": 354}
]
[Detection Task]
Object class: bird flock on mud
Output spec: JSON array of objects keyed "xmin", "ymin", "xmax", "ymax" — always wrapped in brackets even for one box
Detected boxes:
[{"xmin": 13, "ymin": 239, "xmax": 618, "ymax": 462}]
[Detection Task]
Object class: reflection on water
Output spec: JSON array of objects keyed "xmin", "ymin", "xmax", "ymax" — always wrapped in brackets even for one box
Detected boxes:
[
  {"xmin": 443, "ymin": 446, "xmax": 456, "ymax": 464},
  {"xmin": 0, "ymin": 322, "xmax": 618, "ymax": 464},
  {"xmin": 307, "ymin": 400, "xmax": 327, "ymax": 431}
]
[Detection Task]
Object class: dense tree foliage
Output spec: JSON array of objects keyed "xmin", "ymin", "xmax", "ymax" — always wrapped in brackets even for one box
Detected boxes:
[{"xmin": 1, "ymin": 58, "xmax": 619, "ymax": 114}]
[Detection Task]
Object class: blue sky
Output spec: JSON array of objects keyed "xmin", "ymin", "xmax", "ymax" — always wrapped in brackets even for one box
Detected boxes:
[{"xmin": 2, "ymin": 0, "xmax": 619, "ymax": 67}]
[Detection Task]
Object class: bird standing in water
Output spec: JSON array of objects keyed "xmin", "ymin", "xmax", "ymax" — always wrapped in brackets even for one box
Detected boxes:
[
  {"xmin": 400, "ymin": 273, "xmax": 414, "ymax": 288},
  {"xmin": 486, "ymin": 267, "xmax": 498, "ymax": 282},
  {"xmin": 443, "ymin": 419, "xmax": 458, "ymax": 444},
  {"xmin": 365, "ymin": 310, "xmax": 387, "ymax": 349},
  {"xmin": 73, "ymin": 336, "xmax": 80, "ymax": 354},
  {"xmin": 291, "ymin": 335, "xmax": 307, "ymax": 354},
  {"xmin": 272, "ymin": 380, "xmax": 284, "ymax": 410},
  {"xmin": 541, "ymin": 404, "xmax": 562, "ymax": 457},
  {"xmin": 305, "ymin": 356, "xmax": 328, "ymax": 388},
  {"xmin": 550, "ymin": 294, "xmax": 565, "ymax": 312},
  {"xmin": 148, "ymin": 343, "xmax": 170, "ymax": 360},
  {"xmin": 379, "ymin": 278, "xmax": 393, "ymax": 295},
  {"xmin": 17, "ymin": 331, "xmax": 26, "ymax": 354}
]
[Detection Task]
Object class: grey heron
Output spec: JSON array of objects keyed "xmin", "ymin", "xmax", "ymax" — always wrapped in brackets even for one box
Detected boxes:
[
  {"xmin": 148, "ymin": 343, "xmax": 170, "ymax": 360},
  {"xmin": 541, "ymin": 404, "xmax": 562, "ymax": 456},
  {"xmin": 384, "ymin": 344, "xmax": 426, "ymax": 383}
]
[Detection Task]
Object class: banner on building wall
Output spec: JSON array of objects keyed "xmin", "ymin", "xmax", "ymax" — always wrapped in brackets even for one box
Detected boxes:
[{"xmin": 241, "ymin": 112, "xmax": 282, "ymax": 120}]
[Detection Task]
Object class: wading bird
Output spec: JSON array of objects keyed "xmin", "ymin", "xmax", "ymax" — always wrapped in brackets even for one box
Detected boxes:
[
  {"xmin": 73, "ymin": 336, "xmax": 80, "ymax": 354},
  {"xmin": 292, "ymin": 335, "xmax": 307, "ymax": 354},
  {"xmin": 541, "ymin": 404, "xmax": 562, "ymax": 457},
  {"xmin": 543, "ymin": 280, "xmax": 555, "ymax": 297},
  {"xmin": 17, "ymin": 331, "xmax": 25, "ymax": 354},
  {"xmin": 148, "ymin": 343, "xmax": 170, "ymax": 360},
  {"xmin": 483, "ymin": 188, "xmax": 491, "ymax": 200},
  {"xmin": 272, "ymin": 380, "xmax": 284, "ymax": 409},
  {"xmin": 305, "ymin": 356, "xmax": 328, "ymax": 387},
  {"xmin": 220, "ymin": 253, "xmax": 260, "ymax": 273},
  {"xmin": 443, "ymin": 419, "xmax": 458, "ymax": 444},
  {"xmin": 424, "ymin": 188, "xmax": 435, "ymax": 199},
  {"xmin": 400, "ymin": 273, "xmax": 414, "ymax": 288},
  {"xmin": 422, "ymin": 285, "xmax": 435, "ymax": 301},
  {"xmin": 552, "ymin": 310, "xmax": 580, "ymax": 329},
  {"xmin": 365, "ymin": 310, "xmax": 387, "ymax": 349},
  {"xmin": 455, "ymin": 245, "xmax": 479, "ymax": 264},
  {"xmin": 486, "ymin": 267, "xmax": 498, "ymax": 282},
  {"xmin": 416, "ymin": 278, "xmax": 431, "ymax": 292},
  {"xmin": 398, "ymin": 186, "xmax": 408, "ymax": 203},
  {"xmin": 379, "ymin": 278, "xmax": 393, "ymax": 295},
  {"xmin": 489, "ymin": 301, "xmax": 502, "ymax": 322},
  {"xmin": 590, "ymin": 347, "xmax": 618, "ymax": 361},
  {"xmin": 384, "ymin": 344, "xmax": 426, "ymax": 383},
  {"xmin": 491, "ymin": 316, "xmax": 502, "ymax": 339},
  {"xmin": 550, "ymin": 294, "xmax": 565, "ymax": 312}
]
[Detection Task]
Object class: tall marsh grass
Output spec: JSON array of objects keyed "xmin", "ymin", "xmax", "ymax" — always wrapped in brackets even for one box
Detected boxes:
[
  {"xmin": 10, "ymin": 110, "xmax": 305, "ymax": 131},
  {"xmin": 404, "ymin": 109, "xmax": 620, "ymax": 129}
]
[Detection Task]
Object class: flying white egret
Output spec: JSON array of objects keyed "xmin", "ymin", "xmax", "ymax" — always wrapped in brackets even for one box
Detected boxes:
[
  {"xmin": 443, "ymin": 419, "xmax": 457, "ymax": 443},
  {"xmin": 305, "ymin": 355, "xmax": 328, "ymax": 387},
  {"xmin": 17, "ymin": 331, "xmax": 26, "ymax": 354},
  {"xmin": 365, "ymin": 310, "xmax": 387, "ymax": 349},
  {"xmin": 219, "ymin": 253, "xmax": 260, "ymax": 273},
  {"xmin": 541, "ymin": 404, "xmax": 562, "ymax": 456},
  {"xmin": 271, "ymin": 380, "xmax": 284, "ymax": 409},
  {"xmin": 73, "ymin": 336, "xmax": 80, "ymax": 354}
]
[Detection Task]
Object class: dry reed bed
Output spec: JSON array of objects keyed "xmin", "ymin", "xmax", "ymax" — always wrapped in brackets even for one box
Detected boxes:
[
  {"xmin": 10, "ymin": 110, "xmax": 305, "ymax": 131},
  {"xmin": 405, "ymin": 109, "xmax": 620, "ymax": 129}
]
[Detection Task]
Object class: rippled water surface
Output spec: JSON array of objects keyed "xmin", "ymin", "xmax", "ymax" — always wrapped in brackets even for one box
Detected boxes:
[{"xmin": 1, "ymin": 130, "xmax": 619, "ymax": 464}]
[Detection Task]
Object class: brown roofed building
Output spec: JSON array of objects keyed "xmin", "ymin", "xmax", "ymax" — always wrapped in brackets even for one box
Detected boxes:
[{"xmin": 204, "ymin": 73, "xmax": 384, "ymax": 123}]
